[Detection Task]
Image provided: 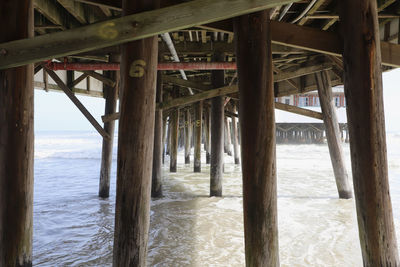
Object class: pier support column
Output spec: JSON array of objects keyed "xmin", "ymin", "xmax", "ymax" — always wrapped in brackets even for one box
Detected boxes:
[
  {"xmin": 152, "ymin": 73, "xmax": 163, "ymax": 197},
  {"xmin": 315, "ymin": 71, "xmax": 352, "ymax": 199},
  {"xmin": 0, "ymin": 1, "xmax": 33, "ymax": 266},
  {"xmin": 210, "ymin": 53, "xmax": 225, "ymax": 196},
  {"xmin": 234, "ymin": 10, "xmax": 279, "ymax": 266},
  {"xmin": 224, "ymin": 116, "xmax": 233, "ymax": 156},
  {"xmin": 339, "ymin": 0, "xmax": 399, "ymax": 265},
  {"xmin": 99, "ymin": 70, "xmax": 119, "ymax": 198},
  {"xmin": 204, "ymin": 106, "xmax": 211, "ymax": 164},
  {"xmin": 232, "ymin": 104, "xmax": 240, "ymax": 165},
  {"xmin": 184, "ymin": 109, "xmax": 191, "ymax": 164},
  {"xmin": 170, "ymin": 106, "xmax": 179, "ymax": 173},
  {"xmin": 194, "ymin": 101, "xmax": 203, "ymax": 172},
  {"xmin": 113, "ymin": 0, "xmax": 158, "ymax": 265}
]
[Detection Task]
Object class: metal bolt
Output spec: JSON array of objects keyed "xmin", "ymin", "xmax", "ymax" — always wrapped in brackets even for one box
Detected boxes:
[{"xmin": 0, "ymin": 48, "xmax": 7, "ymax": 55}]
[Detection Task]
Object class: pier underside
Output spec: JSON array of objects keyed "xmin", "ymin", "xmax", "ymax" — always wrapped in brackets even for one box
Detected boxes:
[{"xmin": 1, "ymin": 0, "xmax": 399, "ymax": 266}]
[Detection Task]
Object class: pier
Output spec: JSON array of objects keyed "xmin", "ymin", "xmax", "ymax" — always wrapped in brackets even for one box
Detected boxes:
[{"xmin": 1, "ymin": 0, "xmax": 399, "ymax": 266}]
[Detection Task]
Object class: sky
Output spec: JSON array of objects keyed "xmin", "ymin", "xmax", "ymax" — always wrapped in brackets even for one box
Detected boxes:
[{"xmin": 34, "ymin": 68, "xmax": 400, "ymax": 133}]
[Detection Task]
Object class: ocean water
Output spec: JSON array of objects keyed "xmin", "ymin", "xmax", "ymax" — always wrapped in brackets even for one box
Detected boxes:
[{"xmin": 33, "ymin": 131, "xmax": 400, "ymax": 266}]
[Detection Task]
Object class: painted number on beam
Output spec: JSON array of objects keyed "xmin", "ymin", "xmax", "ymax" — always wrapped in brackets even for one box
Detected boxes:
[
  {"xmin": 98, "ymin": 22, "xmax": 118, "ymax": 40},
  {"xmin": 129, "ymin": 60, "xmax": 146, "ymax": 78}
]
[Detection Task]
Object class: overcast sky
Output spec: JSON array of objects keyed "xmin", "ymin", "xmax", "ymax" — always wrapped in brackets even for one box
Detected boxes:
[{"xmin": 34, "ymin": 68, "xmax": 400, "ymax": 133}]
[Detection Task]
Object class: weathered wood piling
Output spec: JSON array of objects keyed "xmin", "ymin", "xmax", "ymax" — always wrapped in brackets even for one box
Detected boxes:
[
  {"xmin": 184, "ymin": 109, "xmax": 191, "ymax": 164},
  {"xmin": 231, "ymin": 104, "xmax": 240, "ymax": 165},
  {"xmin": 112, "ymin": 0, "xmax": 158, "ymax": 265},
  {"xmin": 0, "ymin": 1, "xmax": 34, "ymax": 266},
  {"xmin": 339, "ymin": 0, "xmax": 399, "ymax": 265},
  {"xmin": 210, "ymin": 53, "xmax": 225, "ymax": 197},
  {"xmin": 194, "ymin": 101, "xmax": 203, "ymax": 172},
  {"xmin": 99, "ymin": 70, "xmax": 119, "ymax": 198},
  {"xmin": 170, "ymin": 104, "xmax": 179, "ymax": 173},
  {"xmin": 315, "ymin": 70, "xmax": 352, "ymax": 199},
  {"xmin": 152, "ymin": 73, "xmax": 163, "ymax": 198},
  {"xmin": 204, "ymin": 106, "xmax": 211, "ymax": 164},
  {"xmin": 235, "ymin": 10, "xmax": 279, "ymax": 266},
  {"xmin": 224, "ymin": 116, "xmax": 233, "ymax": 156}
]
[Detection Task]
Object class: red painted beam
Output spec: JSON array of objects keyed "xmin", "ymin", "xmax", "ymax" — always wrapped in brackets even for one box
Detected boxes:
[{"xmin": 45, "ymin": 62, "xmax": 237, "ymax": 71}]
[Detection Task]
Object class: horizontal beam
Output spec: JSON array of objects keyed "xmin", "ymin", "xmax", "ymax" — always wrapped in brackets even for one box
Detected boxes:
[
  {"xmin": 46, "ymin": 62, "xmax": 237, "ymax": 71},
  {"xmin": 83, "ymin": 70, "xmax": 116, "ymax": 87},
  {"xmin": 276, "ymin": 78, "xmax": 342, "ymax": 97},
  {"xmin": 274, "ymin": 63, "xmax": 332, "ymax": 82},
  {"xmin": 202, "ymin": 20, "xmax": 400, "ymax": 68},
  {"xmin": 159, "ymin": 85, "xmax": 238, "ymax": 110},
  {"xmin": 103, "ymin": 100, "xmax": 323, "ymax": 123},
  {"xmin": 0, "ymin": 0, "xmax": 298, "ymax": 69},
  {"xmin": 159, "ymin": 42, "xmax": 305, "ymax": 55},
  {"xmin": 34, "ymin": 81, "xmax": 103, "ymax": 97},
  {"xmin": 102, "ymin": 84, "xmax": 238, "ymax": 122},
  {"xmin": 162, "ymin": 75, "xmax": 211, "ymax": 91},
  {"xmin": 274, "ymin": 102, "xmax": 323, "ymax": 120},
  {"xmin": 224, "ymin": 103, "xmax": 323, "ymax": 120}
]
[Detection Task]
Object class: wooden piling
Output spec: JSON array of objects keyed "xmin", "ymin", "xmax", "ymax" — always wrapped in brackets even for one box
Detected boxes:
[
  {"xmin": 204, "ymin": 106, "xmax": 211, "ymax": 164},
  {"xmin": 170, "ymin": 106, "xmax": 179, "ymax": 173},
  {"xmin": 232, "ymin": 104, "xmax": 240, "ymax": 164},
  {"xmin": 112, "ymin": 0, "xmax": 158, "ymax": 265},
  {"xmin": 99, "ymin": 70, "xmax": 119, "ymax": 198},
  {"xmin": 184, "ymin": 109, "xmax": 191, "ymax": 164},
  {"xmin": 152, "ymin": 73, "xmax": 163, "ymax": 197},
  {"xmin": 0, "ymin": 1, "xmax": 34, "ymax": 266},
  {"xmin": 315, "ymin": 70, "xmax": 352, "ymax": 199},
  {"xmin": 224, "ymin": 116, "xmax": 233, "ymax": 156},
  {"xmin": 162, "ymin": 117, "xmax": 167, "ymax": 164},
  {"xmin": 210, "ymin": 53, "xmax": 225, "ymax": 196},
  {"xmin": 339, "ymin": 0, "xmax": 399, "ymax": 265},
  {"xmin": 234, "ymin": 10, "xmax": 279, "ymax": 266},
  {"xmin": 194, "ymin": 101, "xmax": 203, "ymax": 172}
]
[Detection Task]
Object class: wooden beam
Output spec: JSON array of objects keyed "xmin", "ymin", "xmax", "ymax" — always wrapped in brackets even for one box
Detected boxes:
[
  {"xmin": 75, "ymin": 0, "xmax": 122, "ymax": 11},
  {"xmin": 57, "ymin": 0, "xmax": 87, "ymax": 24},
  {"xmin": 159, "ymin": 42, "xmax": 305, "ymax": 55},
  {"xmin": 34, "ymin": 81, "xmax": 103, "ymax": 97},
  {"xmin": 0, "ymin": 0, "xmax": 299, "ymax": 69},
  {"xmin": 339, "ymin": 0, "xmax": 399, "ymax": 264},
  {"xmin": 159, "ymin": 85, "xmax": 237, "ymax": 110},
  {"xmin": 276, "ymin": 78, "xmax": 342, "ymax": 97},
  {"xmin": 274, "ymin": 102, "xmax": 323, "ymax": 120},
  {"xmin": 34, "ymin": 0, "xmax": 79, "ymax": 29},
  {"xmin": 378, "ymin": 0, "xmax": 396, "ymax": 12},
  {"xmin": 162, "ymin": 75, "xmax": 211, "ymax": 91},
  {"xmin": 274, "ymin": 62, "xmax": 332, "ymax": 82},
  {"xmin": 315, "ymin": 71, "xmax": 352, "ymax": 198},
  {"xmin": 44, "ymin": 68, "xmax": 110, "ymax": 139},
  {"xmin": 70, "ymin": 73, "xmax": 90, "ymax": 88},
  {"xmin": 203, "ymin": 20, "xmax": 400, "ymax": 68},
  {"xmin": 297, "ymin": 0, "xmax": 325, "ymax": 25},
  {"xmin": 83, "ymin": 70, "xmax": 116, "ymax": 87}
]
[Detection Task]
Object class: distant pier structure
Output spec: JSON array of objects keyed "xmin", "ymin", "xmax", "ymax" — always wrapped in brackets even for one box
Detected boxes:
[{"xmin": 0, "ymin": 0, "xmax": 399, "ymax": 266}]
